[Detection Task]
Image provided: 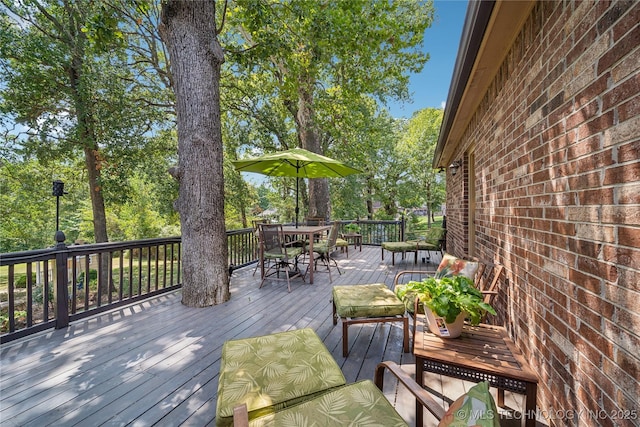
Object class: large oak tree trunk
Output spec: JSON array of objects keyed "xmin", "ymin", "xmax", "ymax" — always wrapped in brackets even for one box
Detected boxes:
[
  {"xmin": 160, "ymin": 0, "xmax": 229, "ymax": 307},
  {"xmin": 295, "ymin": 80, "xmax": 330, "ymax": 220}
]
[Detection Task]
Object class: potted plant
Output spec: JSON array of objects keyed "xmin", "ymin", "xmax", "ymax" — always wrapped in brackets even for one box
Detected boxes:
[
  {"xmin": 396, "ymin": 275, "xmax": 496, "ymax": 338},
  {"xmin": 343, "ymin": 222, "xmax": 360, "ymax": 233}
]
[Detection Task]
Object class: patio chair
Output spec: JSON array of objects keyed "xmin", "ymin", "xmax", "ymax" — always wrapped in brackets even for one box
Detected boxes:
[
  {"xmin": 393, "ymin": 254, "xmax": 480, "ymax": 347},
  {"xmin": 406, "ymin": 226, "xmax": 446, "ymax": 262},
  {"xmin": 307, "ymin": 222, "xmax": 342, "ymax": 282},
  {"xmin": 381, "ymin": 241, "xmax": 418, "ymax": 265},
  {"xmin": 259, "ymin": 223, "xmax": 305, "ymax": 292},
  {"xmin": 251, "ymin": 219, "xmax": 269, "ymax": 276},
  {"xmin": 304, "ymin": 216, "xmax": 325, "ymax": 226},
  {"xmin": 231, "ymin": 360, "xmax": 499, "ymax": 426},
  {"xmin": 474, "ymin": 261, "xmax": 504, "ymax": 324}
]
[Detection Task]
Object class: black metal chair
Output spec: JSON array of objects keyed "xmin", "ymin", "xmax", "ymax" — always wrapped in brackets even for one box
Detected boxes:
[
  {"xmin": 306, "ymin": 222, "xmax": 342, "ymax": 283},
  {"xmin": 259, "ymin": 224, "xmax": 305, "ymax": 292}
]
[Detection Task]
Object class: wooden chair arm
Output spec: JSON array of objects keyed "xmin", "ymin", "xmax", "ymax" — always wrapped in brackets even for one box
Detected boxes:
[
  {"xmin": 233, "ymin": 403, "xmax": 249, "ymax": 427},
  {"xmin": 393, "ymin": 270, "xmax": 437, "ymax": 287},
  {"xmin": 375, "ymin": 361, "xmax": 446, "ymax": 422}
]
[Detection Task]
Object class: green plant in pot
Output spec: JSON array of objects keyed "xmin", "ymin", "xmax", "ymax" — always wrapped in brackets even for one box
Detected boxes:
[
  {"xmin": 343, "ymin": 222, "xmax": 360, "ymax": 233},
  {"xmin": 397, "ymin": 275, "xmax": 496, "ymax": 338}
]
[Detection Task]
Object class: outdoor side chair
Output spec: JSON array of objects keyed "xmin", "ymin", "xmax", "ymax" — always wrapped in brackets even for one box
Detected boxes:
[
  {"xmin": 306, "ymin": 222, "xmax": 342, "ymax": 282},
  {"xmin": 259, "ymin": 223, "xmax": 305, "ymax": 292}
]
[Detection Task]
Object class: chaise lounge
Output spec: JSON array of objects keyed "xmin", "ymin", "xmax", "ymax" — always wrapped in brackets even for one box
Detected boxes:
[{"xmin": 219, "ymin": 329, "xmax": 500, "ymax": 427}]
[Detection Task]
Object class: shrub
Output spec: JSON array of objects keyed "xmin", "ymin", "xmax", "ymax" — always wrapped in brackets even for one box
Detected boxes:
[{"xmin": 14, "ymin": 272, "xmax": 36, "ymax": 289}]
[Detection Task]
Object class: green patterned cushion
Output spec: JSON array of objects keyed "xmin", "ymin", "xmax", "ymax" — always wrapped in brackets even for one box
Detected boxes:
[
  {"xmin": 438, "ymin": 381, "xmax": 500, "ymax": 427},
  {"xmin": 333, "ymin": 284, "xmax": 405, "ymax": 318},
  {"xmin": 263, "ymin": 246, "xmax": 302, "ymax": 259},
  {"xmin": 409, "ymin": 240, "xmax": 438, "ymax": 250},
  {"xmin": 381, "ymin": 241, "xmax": 416, "ymax": 252},
  {"xmin": 335, "ymin": 238, "xmax": 348, "ymax": 247},
  {"xmin": 407, "ymin": 227, "xmax": 445, "ymax": 250},
  {"xmin": 393, "ymin": 284, "xmax": 424, "ymax": 314},
  {"xmin": 248, "ymin": 380, "xmax": 408, "ymax": 427},
  {"xmin": 311, "ymin": 241, "xmax": 331, "ymax": 253},
  {"xmin": 216, "ymin": 328, "xmax": 346, "ymax": 427}
]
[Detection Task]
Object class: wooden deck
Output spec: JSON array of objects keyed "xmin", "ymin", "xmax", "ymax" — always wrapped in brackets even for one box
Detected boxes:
[{"xmin": 0, "ymin": 246, "xmax": 539, "ymax": 426}]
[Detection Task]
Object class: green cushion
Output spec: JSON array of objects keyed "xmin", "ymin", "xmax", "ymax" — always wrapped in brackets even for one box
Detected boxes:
[
  {"xmin": 438, "ymin": 381, "xmax": 500, "ymax": 427},
  {"xmin": 406, "ymin": 240, "xmax": 438, "ymax": 250},
  {"xmin": 393, "ymin": 284, "xmax": 425, "ymax": 314},
  {"xmin": 423, "ymin": 227, "xmax": 446, "ymax": 244},
  {"xmin": 335, "ymin": 238, "xmax": 348, "ymax": 247},
  {"xmin": 407, "ymin": 227, "xmax": 445, "ymax": 250},
  {"xmin": 333, "ymin": 284, "xmax": 405, "ymax": 318},
  {"xmin": 216, "ymin": 328, "xmax": 346, "ymax": 426},
  {"xmin": 248, "ymin": 380, "xmax": 408, "ymax": 427},
  {"xmin": 381, "ymin": 241, "xmax": 416, "ymax": 252},
  {"xmin": 263, "ymin": 246, "xmax": 302, "ymax": 259},
  {"xmin": 311, "ymin": 241, "xmax": 332, "ymax": 254}
]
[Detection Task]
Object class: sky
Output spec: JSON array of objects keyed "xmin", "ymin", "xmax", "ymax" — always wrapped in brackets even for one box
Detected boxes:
[{"xmin": 387, "ymin": 0, "xmax": 468, "ymax": 118}]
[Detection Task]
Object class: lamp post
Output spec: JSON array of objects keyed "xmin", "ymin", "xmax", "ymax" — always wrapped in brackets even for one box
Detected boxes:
[
  {"xmin": 52, "ymin": 180, "xmax": 66, "ymax": 230},
  {"xmin": 51, "ymin": 180, "xmax": 69, "ymax": 328}
]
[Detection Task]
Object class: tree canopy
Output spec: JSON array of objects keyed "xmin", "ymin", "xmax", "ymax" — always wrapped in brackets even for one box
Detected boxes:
[{"xmin": 1, "ymin": 0, "xmax": 445, "ymax": 262}]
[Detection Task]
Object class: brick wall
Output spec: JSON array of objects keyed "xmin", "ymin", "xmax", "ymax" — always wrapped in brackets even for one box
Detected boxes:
[{"xmin": 445, "ymin": 1, "xmax": 639, "ymax": 425}]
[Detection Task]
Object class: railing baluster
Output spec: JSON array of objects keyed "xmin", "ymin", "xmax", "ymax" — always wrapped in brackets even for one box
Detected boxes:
[
  {"xmin": 2, "ymin": 223, "xmax": 399, "ymax": 343},
  {"xmin": 8, "ymin": 265, "xmax": 15, "ymax": 332}
]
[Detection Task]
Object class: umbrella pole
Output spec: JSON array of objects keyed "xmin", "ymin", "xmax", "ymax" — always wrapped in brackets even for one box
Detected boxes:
[{"xmin": 295, "ymin": 176, "xmax": 299, "ymax": 228}]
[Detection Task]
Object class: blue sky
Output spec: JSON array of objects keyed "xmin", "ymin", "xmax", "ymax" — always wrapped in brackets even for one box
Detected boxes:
[{"xmin": 387, "ymin": 0, "xmax": 468, "ymax": 118}]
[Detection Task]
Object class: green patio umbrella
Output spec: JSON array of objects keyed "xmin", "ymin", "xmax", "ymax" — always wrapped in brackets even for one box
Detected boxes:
[{"xmin": 232, "ymin": 148, "xmax": 361, "ymax": 226}]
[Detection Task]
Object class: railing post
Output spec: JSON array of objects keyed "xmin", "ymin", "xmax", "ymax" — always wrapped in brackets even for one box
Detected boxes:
[{"xmin": 54, "ymin": 230, "xmax": 69, "ymax": 329}]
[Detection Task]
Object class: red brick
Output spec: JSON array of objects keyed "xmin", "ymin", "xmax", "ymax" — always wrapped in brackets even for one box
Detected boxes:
[
  {"xmin": 576, "ymin": 74, "xmax": 610, "ymax": 108},
  {"xmin": 597, "ymin": 24, "xmax": 640, "ymax": 73},
  {"xmin": 552, "ymin": 221, "xmax": 576, "ymax": 236},
  {"xmin": 577, "ymin": 187, "xmax": 614, "ymax": 205},
  {"xmin": 578, "ymin": 110, "xmax": 616, "ymax": 137},
  {"xmin": 575, "ymin": 147, "xmax": 615, "ymax": 173},
  {"xmin": 618, "ymin": 139, "xmax": 640, "ymax": 163},
  {"xmin": 567, "ymin": 100, "xmax": 600, "ymax": 130},
  {"xmin": 567, "ymin": 171, "xmax": 602, "ymax": 190},
  {"xmin": 576, "ymin": 287, "xmax": 615, "ymax": 319},
  {"xmin": 617, "ymin": 267, "xmax": 640, "ymax": 292},
  {"xmin": 603, "ymin": 245, "xmax": 640, "ymax": 270},
  {"xmin": 569, "ymin": 268, "xmax": 602, "ymax": 294},
  {"xmin": 577, "ymin": 255, "xmax": 618, "ymax": 282},
  {"xmin": 567, "ymin": 135, "xmax": 601, "ymax": 160},
  {"xmin": 610, "ymin": 0, "xmax": 640, "ymax": 40},
  {"xmin": 619, "ymin": 226, "xmax": 640, "ymax": 248},
  {"xmin": 618, "ymin": 93, "xmax": 640, "ymax": 122},
  {"xmin": 603, "ymin": 162, "xmax": 640, "ymax": 185},
  {"xmin": 602, "ymin": 72, "xmax": 640, "ymax": 110}
]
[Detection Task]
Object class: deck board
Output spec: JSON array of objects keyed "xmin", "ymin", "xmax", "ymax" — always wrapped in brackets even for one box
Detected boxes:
[{"xmin": 0, "ymin": 246, "xmax": 535, "ymax": 426}]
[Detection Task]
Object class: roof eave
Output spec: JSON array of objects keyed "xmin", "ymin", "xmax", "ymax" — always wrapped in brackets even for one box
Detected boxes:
[{"xmin": 433, "ymin": 0, "xmax": 536, "ymax": 169}]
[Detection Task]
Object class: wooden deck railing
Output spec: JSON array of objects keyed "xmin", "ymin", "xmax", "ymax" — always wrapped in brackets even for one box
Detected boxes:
[{"xmin": 0, "ymin": 220, "xmax": 404, "ymax": 343}]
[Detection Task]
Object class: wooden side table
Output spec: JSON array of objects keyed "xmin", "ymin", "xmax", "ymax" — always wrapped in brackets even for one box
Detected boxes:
[
  {"xmin": 342, "ymin": 232, "xmax": 362, "ymax": 251},
  {"xmin": 414, "ymin": 315, "xmax": 538, "ymax": 427}
]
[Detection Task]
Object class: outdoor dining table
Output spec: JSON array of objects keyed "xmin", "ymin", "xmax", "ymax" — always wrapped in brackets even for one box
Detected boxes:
[{"xmin": 259, "ymin": 225, "xmax": 331, "ymax": 284}]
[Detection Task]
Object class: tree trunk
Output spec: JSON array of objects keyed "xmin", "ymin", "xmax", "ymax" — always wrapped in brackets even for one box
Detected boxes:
[
  {"xmin": 67, "ymin": 26, "xmax": 111, "ymax": 294},
  {"xmin": 295, "ymin": 80, "xmax": 330, "ymax": 220},
  {"xmin": 160, "ymin": 0, "xmax": 229, "ymax": 307}
]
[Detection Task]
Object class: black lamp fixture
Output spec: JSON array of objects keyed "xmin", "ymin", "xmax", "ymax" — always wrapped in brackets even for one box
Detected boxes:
[
  {"xmin": 449, "ymin": 160, "xmax": 462, "ymax": 176},
  {"xmin": 52, "ymin": 180, "xmax": 66, "ymax": 232}
]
